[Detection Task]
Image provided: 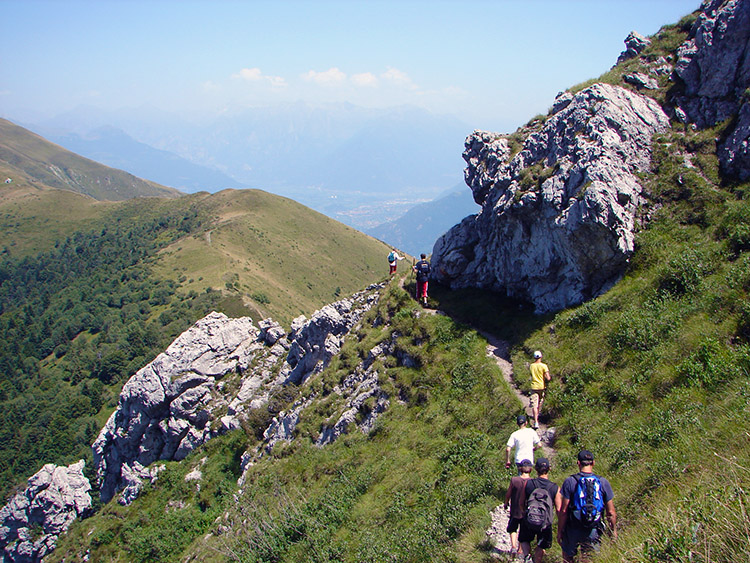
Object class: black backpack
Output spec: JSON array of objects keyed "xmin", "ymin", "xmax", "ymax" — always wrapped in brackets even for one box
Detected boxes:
[
  {"xmin": 415, "ymin": 260, "xmax": 430, "ymax": 281},
  {"xmin": 525, "ymin": 481, "xmax": 554, "ymax": 532}
]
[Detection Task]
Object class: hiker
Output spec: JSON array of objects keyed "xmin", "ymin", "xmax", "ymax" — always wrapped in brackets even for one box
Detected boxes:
[
  {"xmin": 529, "ymin": 350, "xmax": 551, "ymax": 430},
  {"xmin": 413, "ymin": 253, "xmax": 431, "ymax": 306},
  {"xmin": 505, "ymin": 414, "xmax": 541, "ymax": 472},
  {"xmin": 557, "ymin": 450, "xmax": 617, "ymax": 562},
  {"xmin": 503, "ymin": 458, "xmax": 533, "ymax": 557},
  {"xmin": 387, "ymin": 249, "xmax": 404, "ymax": 275},
  {"xmin": 519, "ymin": 457, "xmax": 561, "ymax": 563}
]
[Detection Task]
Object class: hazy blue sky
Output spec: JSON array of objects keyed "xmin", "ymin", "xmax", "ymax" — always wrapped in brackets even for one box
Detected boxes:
[{"xmin": 2, "ymin": 0, "xmax": 698, "ymax": 132}]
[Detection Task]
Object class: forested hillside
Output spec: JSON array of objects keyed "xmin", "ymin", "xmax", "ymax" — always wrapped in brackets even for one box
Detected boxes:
[{"xmin": 0, "ymin": 183, "xmax": 389, "ymax": 503}]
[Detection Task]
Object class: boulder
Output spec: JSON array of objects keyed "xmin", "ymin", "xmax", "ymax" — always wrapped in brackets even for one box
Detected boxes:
[
  {"xmin": 617, "ymin": 31, "xmax": 651, "ymax": 64},
  {"xmin": 0, "ymin": 461, "xmax": 91, "ymax": 563},
  {"xmin": 432, "ymin": 84, "xmax": 670, "ymax": 313},
  {"xmin": 93, "ymin": 285, "xmax": 385, "ymax": 505}
]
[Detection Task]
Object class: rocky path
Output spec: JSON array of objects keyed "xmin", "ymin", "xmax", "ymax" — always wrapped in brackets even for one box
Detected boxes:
[{"xmin": 481, "ymin": 330, "xmax": 557, "ymax": 559}]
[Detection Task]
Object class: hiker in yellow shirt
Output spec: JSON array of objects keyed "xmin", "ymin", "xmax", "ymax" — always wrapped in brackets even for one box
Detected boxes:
[{"xmin": 529, "ymin": 350, "xmax": 551, "ymax": 430}]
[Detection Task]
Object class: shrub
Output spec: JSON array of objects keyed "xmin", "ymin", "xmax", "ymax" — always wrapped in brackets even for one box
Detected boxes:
[{"xmin": 657, "ymin": 247, "xmax": 715, "ymax": 296}]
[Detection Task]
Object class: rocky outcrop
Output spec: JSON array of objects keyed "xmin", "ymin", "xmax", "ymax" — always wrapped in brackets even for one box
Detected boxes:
[
  {"xmin": 432, "ymin": 84, "xmax": 670, "ymax": 312},
  {"xmin": 617, "ymin": 31, "xmax": 651, "ymax": 64},
  {"xmin": 671, "ymin": 0, "xmax": 750, "ymax": 178},
  {"xmin": 93, "ymin": 285, "xmax": 385, "ymax": 505},
  {"xmin": 0, "ymin": 461, "xmax": 91, "ymax": 563}
]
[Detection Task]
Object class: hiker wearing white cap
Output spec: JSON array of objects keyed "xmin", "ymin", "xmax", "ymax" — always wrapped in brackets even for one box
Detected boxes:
[{"xmin": 529, "ymin": 350, "xmax": 550, "ymax": 430}]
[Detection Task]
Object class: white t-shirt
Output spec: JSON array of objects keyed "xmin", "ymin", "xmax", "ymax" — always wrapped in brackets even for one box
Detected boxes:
[{"xmin": 506, "ymin": 427, "xmax": 541, "ymax": 464}]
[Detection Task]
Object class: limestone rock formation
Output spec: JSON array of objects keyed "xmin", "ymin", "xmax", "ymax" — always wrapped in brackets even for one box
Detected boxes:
[
  {"xmin": 672, "ymin": 0, "xmax": 750, "ymax": 178},
  {"xmin": 93, "ymin": 285, "xmax": 385, "ymax": 505},
  {"xmin": 432, "ymin": 83, "xmax": 670, "ymax": 312},
  {"xmin": 0, "ymin": 461, "xmax": 91, "ymax": 563},
  {"xmin": 617, "ymin": 31, "xmax": 651, "ymax": 64}
]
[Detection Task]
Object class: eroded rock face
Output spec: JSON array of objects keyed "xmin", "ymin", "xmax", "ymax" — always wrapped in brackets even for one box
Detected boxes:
[
  {"xmin": 432, "ymin": 84, "xmax": 670, "ymax": 313},
  {"xmin": 0, "ymin": 461, "xmax": 91, "ymax": 563},
  {"xmin": 672, "ymin": 0, "xmax": 750, "ymax": 179},
  {"xmin": 93, "ymin": 285, "xmax": 385, "ymax": 505}
]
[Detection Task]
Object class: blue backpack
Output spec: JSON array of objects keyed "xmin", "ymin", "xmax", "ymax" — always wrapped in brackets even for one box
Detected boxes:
[{"xmin": 571, "ymin": 474, "xmax": 604, "ymax": 528}]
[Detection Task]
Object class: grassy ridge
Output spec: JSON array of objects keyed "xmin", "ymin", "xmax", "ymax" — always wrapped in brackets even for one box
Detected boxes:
[
  {"xmin": 153, "ymin": 189, "xmax": 391, "ymax": 325},
  {"xmin": 0, "ymin": 118, "xmax": 180, "ymax": 200}
]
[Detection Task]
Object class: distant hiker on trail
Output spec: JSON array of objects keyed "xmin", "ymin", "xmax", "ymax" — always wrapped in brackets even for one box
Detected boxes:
[
  {"xmin": 413, "ymin": 253, "xmax": 431, "ymax": 306},
  {"xmin": 387, "ymin": 249, "xmax": 404, "ymax": 275},
  {"xmin": 557, "ymin": 450, "xmax": 617, "ymax": 562},
  {"xmin": 503, "ymin": 458, "xmax": 533, "ymax": 557},
  {"xmin": 529, "ymin": 350, "xmax": 551, "ymax": 430},
  {"xmin": 505, "ymin": 414, "xmax": 541, "ymax": 472},
  {"xmin": 520, "ymin": 457, "xmax": 561, "ymax": 563}
]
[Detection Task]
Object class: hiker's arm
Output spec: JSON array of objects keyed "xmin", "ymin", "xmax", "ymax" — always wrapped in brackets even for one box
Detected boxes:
[
  {"xmin": 505, "ymin": 446, "xmax": 512, "ymax": 468},
  {"xmin": 503, "ymin": 484, "xmax": 511, "ymax": 509},
  {"xmin": 554, "ymin": 490, "xmax": 562, "ymax": 513},
  {"xmin": 544, "ymin": 368, "xmax": 551, "ymax": 382},
  {"xmin": 557, "ymin": 497, "xmax": 570, "ymax": 545},
  {"xmin": 605, "ymin": 499, "xmax": 617, "ymax": 539}
]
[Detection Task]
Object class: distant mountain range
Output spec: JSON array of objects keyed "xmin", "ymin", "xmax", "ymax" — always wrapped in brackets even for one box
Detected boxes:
[
  {"xmin": 28, "ymin": 103, "xmax": 470, "ymax": 229},
  {"xmin": 40, "ymin": 125, "xmax": 246, "ymax": 193},
  {"xmin": 367, "ymin": 186, "xmax": 478, "ymax": 257}
]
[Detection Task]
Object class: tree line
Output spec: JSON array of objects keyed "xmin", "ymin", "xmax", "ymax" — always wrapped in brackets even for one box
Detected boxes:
[{"xmin": 0, "ymin": 206, "xmax": 222, "ymax": 502}]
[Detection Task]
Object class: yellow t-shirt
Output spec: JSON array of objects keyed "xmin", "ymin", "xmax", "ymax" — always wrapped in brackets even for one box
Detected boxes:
[{"xmin": 529, "ymin": 361, "xmax": 549, "ymax": 390}]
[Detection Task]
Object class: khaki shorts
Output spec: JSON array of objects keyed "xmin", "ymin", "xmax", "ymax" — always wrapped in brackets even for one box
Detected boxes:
[{"xmin": 529, "ymin": 389, "xmax": 545, "ymax": 409}]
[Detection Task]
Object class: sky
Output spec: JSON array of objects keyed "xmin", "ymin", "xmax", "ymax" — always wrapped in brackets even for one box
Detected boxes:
[{"xmin": 2, "ymin": 0, "xmax": 700, "ymax": 133}]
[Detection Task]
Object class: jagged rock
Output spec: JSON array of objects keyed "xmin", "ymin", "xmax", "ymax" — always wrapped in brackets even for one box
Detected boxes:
[
  {"xmin": 94, "ymin": 286, "xmax": 385, "ymax": 506},
  {"xmin": 671, "ymin": 0, "xmax": 750, "ymax": 179},
  {"xmin": 93, "ymin": 312, "xmax": 261, "ymax": 504},
  {"xmin": 463, "ymin": 131, "xmax": 511, "ymax": 205},
  {"xmin": 0, "ymin": 461, "xmax": 91, "ymax": 563},
  {"xmin": 624, "ymin": 72, "xmax": 659, "ymax": 90},
  {"xmin": 617, "ymin": 31, "xmax": 651, "ymax": 64},
  {"xmin": 432, "ymin": 83, "xmax": 670, "ymax": 313},
  {"xmin": 118, "ymin": 462, "xmax": 165, "ymax": 506}
]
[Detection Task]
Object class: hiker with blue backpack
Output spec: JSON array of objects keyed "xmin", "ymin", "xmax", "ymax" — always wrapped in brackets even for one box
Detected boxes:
[
  {"xmin": 557, "ymin": 450, "xmax": 617, "ymax": 562},
  {"xmin": 387, "ymin": 249, "xmax": 404, "ymax": 275},
  {"xmin": 519, "ymin": 457, "xmax": 561, "ymax": 563}
]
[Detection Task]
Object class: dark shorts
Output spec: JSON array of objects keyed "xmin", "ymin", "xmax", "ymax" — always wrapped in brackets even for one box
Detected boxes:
[
  {"xmin": 518, "ymin": 521, "xmax": 553, "ymax": 549},
  {"xmin": 506, "ymin": 516, "xmax": 523, "ymax": 534},
  {"xmin": 561, "ymin": 524, "xmax": 601, "ymax": 557}
]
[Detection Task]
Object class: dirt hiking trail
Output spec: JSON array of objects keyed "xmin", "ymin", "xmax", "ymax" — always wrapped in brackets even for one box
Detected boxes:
[{"xmin": 396, "ymin": 271, "xmax": 558, "ymax": 557}]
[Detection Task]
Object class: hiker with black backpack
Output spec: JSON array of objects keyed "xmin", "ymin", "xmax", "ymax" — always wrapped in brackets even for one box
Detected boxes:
[
  {"xmin": 413, "ymin": 253, "xmax": 431, "ymax": 306},
  {"xmin": 519, "ymin": 457, "xmax": 561, "ymax": 563},
  {"xmin": 557, "ymin": 450, "xmax": 617, "ymax": 562}
]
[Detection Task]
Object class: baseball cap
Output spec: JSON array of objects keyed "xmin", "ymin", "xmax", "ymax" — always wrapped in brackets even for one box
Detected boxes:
[
  {"xmin": 535, "ymin": 457, "xmax": 550, "ymax": 472},
  {"xmin": 533, "ymin": 350, "xmax": 542, "ymax": 359},
  {"xmin": 577, "ymin": 450, "xmax": 595, "ymax": 463},
  {"xmin": 516, "ymin": 414, "xmax": 527, "ymax": 425},
  {"xmin": 520, "ymin": 459, "xmax": 533, "ymax": 467}
]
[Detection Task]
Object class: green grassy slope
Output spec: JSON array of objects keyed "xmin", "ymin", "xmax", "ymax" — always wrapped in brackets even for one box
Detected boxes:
[
  {"xmin": 0, "ymin": 118, "xmax": 181, "ymax": 200},
  {"xmin": 49, "ymin": 279, "xmax": 525, "ymax": 563},
  {"xmin": 153, "ymin": 188, "xmax": 393, "ymax": 324}
]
